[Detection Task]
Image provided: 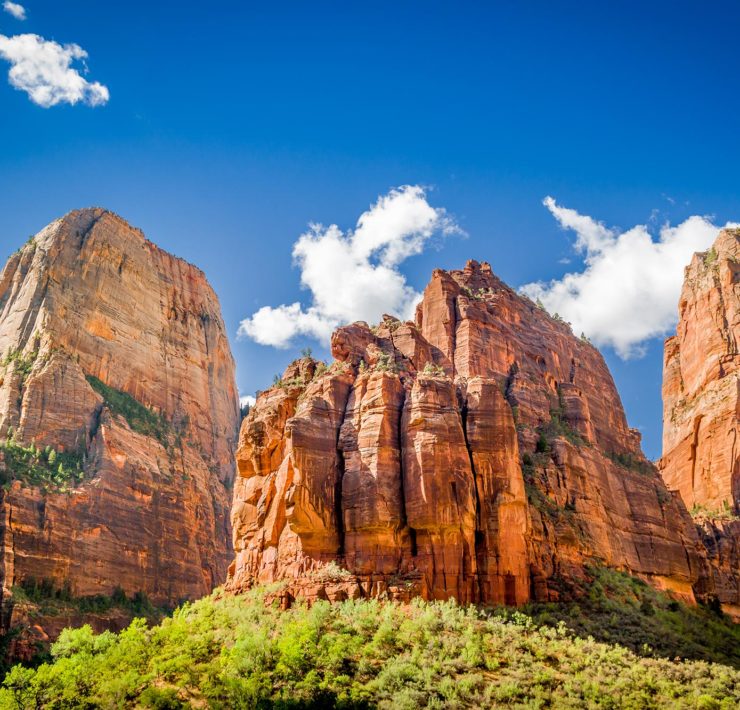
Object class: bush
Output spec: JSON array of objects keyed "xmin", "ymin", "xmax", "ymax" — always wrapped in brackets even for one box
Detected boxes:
[{"xmin": 1, "ymin": 581, "xmax": 738, "ymax": 709}]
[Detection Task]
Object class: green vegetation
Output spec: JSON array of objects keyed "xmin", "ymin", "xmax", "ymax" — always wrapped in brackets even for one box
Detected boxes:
[
  {"xmin": 13, "ymin": 579, "xmax": 160, "ymax": 619},
  {"xmin": 691, "ymin": 502, "xmax": 740, "ymax": 521},
  {"xmin": 374, "ymin": 352, "xmax": 398, "ymax": 373},
  {"xmin": 534, "ymin": 388, "xmax": 587, "ymax": 449},
  {"xmin": 273, "ymin": 374, "xmax": 310, "ymax": 389},
  {"xmin": 86, "ymin": 375, "xmax": 172, "ymax": 447},
  {"xmin": 0, "ymin": 434, "xmax": 84, "ymax": 492},
  {"xmin": 606, "ymin": 450, "xmax": 654, "ymax": 477},
  {"xmin": 2, "ymin": 580, "xmax": 738, "ymax": 709},
  {"xmin": 2, "ymin": 348, "xmax": 38, "ymax": 386},
  {"xmin": 2, "ymin": 347, "xmax": 40, "ymax": 406},
  {"xmin": 421, "ymin": 361, "xmax": 445, "ymax": 376},
  {"xmin": 520, "ymin": 567, "xmax": 740, "ymax": 669},
  {"xmin": 704, "ymin": 247, "xmax": 719, "ymax": 268},
  {"xmin": 3, "ymin": 580, "xmax": 168, "ymax": 676},
  {"xmin": 9, "ymin": 236, "xmax": 36, "ymax": 260},
  {"xmin": 521, "ymin": 451, "xmax": 587, "ymax": 541}
]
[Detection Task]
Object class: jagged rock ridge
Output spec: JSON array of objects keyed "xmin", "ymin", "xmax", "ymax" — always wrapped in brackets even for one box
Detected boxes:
[
  {"xmin": 228, "ymin": 260, "xmax": 705, "ymax": 605},
  {"xmin": 0, "ymin": 209, "xmax": 240, "ymax": 647}
]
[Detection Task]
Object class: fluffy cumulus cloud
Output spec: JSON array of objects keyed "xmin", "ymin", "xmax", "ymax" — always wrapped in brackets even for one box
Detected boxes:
[
  {"xmin": 0, "ymin": 33, "xmax": 109, "ymax": 107},
  {"xmin": 2, "ymin": 1, "xmax": 25, "ymax": 20},
  {"xmin": 521, "ymin": 197, "xmax": 729, "ymax": 358},
  {"xmin": 240, "ymin": 186, "xmax": 461, "ymax": 348}
]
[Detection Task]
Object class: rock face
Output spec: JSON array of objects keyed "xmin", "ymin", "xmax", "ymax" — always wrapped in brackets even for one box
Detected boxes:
[
  {"xmin": 660, "ymin": 228, "xmax": 740, "ymax": 514},
  {"xmin": 660, "ymin": 227, "xmax": 740, "ymax": 618},
  {"xmin": 228, "ymin": 260, "xmax": 704, "ymax": 605},
  {"xmin": 0, "ymin": 209, "xmax": 239, "ymax": 640}
]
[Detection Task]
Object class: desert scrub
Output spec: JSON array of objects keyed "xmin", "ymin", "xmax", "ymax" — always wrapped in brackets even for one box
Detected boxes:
[
  {"xmin": 0, "ymin": 435, "xmax": 84, "ymax": 492},
  {"xmin": 2, "ymin": 585, "xmax": 739, "ymax": 709},
  {"xmin": 519, "ymin": 567, "xmax": 740, "ymax": 669},
  {"xmin": 86, "ymin": 375, "xmax": 172, "ymax": 447}
]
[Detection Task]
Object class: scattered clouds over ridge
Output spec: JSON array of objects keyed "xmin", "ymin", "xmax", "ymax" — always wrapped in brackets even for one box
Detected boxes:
[
  {"xmin": 239, "ymin": 186, "xmax": 462, "ymax": 348},
  {"xmin": 0, "ymin": 33, "xmax": 109, "ymax": 107},
  {"xmin": 521, "ymin": 197, "xmax": 729, "ymax": 359},
  {"xmin": 2, "ymin": 1, "xmax": 25, "ymax": 20}
]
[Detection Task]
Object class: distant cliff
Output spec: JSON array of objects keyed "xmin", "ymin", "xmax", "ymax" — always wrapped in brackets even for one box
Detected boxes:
[
  {"xmin": 660, "ymin": 227, "xmax": 740, "ymax": 619},
  {"xmin": 227, "ymin": 260, "xmax": 705, "ymax": 605},
  {"xmin": 0, "ymin": 209, "xmax": 240, "ymax": 651}
]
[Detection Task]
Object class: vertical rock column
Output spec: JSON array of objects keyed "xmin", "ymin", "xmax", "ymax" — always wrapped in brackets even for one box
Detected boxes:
[
  {"xmin": 464, "ymin": 377, "xmax": 530, "ymax": 605},
  {"xmin": 339, "ymin": 371, "xmax": 410, "ymax": 575},
  {"xmin": 401, "ymin": 374, "xmax": 478, "ymax": 601}
]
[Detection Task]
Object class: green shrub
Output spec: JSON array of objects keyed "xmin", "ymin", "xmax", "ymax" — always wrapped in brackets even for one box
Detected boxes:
[
  {"xmin": 2, "ymin": 581, "xmax": 738, "ymax": 708},
  {"xmin": 519, "ymin": 567, "xmax": 740, "ymax": 668},
  {"xmin": 86, "ymin": 375, "xmax": 172, "ymax": 447},
  {"xmin": 374, "ymin": 352, "xmax": 397, "ymax": 373},
  {"xmin": 0, "ymin": 436, "xmax": 84, "ymax": 491}
]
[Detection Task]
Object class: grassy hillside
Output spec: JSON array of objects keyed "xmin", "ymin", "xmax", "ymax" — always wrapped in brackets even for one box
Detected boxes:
[{"xmin": 1, "ymin": 572, "xmax": 738, "ymax": 709}]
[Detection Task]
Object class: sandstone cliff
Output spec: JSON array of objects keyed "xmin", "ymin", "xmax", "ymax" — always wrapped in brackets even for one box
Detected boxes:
[
  {"xmin": 660, "ymin": 228, "xmax": 739, "ymax": 514},
  {"xmin": 660, "ymin": 227, "xmax": 740, "ymax": 618},
  {"xmin": 227, "ymin": 260, "xmax": 704, "ymax": 605},
  {"xmin": 0, "ymin": 209, "xmax": 239, "ymax": 646}
]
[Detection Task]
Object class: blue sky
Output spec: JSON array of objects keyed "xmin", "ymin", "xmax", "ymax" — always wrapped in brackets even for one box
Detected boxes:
[{"xmin": 1, "ymin": 1, "xmax": 739, "ymax": 458}]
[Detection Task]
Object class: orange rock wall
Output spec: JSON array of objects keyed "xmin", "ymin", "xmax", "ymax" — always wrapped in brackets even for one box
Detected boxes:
[
  {"xmin": 228, "ymin": 260, "xmax": 704, "ymax": 605},
  {"xmin": 0, "ymin": 210, "xmax": 239, "ymax": 621},
  {"xmin": 660, "ymin": 228, "xmax": 740, "ymax": 614},
  {"xmin": 660, "ymin": 228, "xmax": 740, "ymax": 514}
]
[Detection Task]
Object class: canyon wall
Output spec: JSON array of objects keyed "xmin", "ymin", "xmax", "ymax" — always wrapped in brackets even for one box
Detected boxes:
[
  {"xmin": 660, "ymin": 227, "xmax": 740, "ymax": 618},
  {"xmin": 227, "ymin": 260, "xmax": 704, "ymax": 605},
  {"xmin": 660, "ymin": 228, "xmax": 739, "ymax": 514},
  {"xmin": 0, "ymin": 209, "xmax": 239, "ymax": 646}
]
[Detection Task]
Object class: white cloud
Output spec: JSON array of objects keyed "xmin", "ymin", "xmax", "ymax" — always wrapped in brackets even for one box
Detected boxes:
[
  {"xmin": 521, "ymin": 197, "xmax": 728, "ymax": 358},
  {"xmin": 239, "ymin": 185, "xmax": 461, "ymax": 348},
  {"xmin": 2, "ymin": 1, "xmax": 25, "ymax": 20},
  {"xmin": 239, "ymin": 395, "xmax": 256, "ymax": 409},
  {"xmin": 0, "ymin": 33, "xmax": 109, "ymax": 107}
]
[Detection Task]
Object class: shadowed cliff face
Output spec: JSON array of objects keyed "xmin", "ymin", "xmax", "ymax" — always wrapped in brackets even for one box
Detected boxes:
[
  {"xmin": 0, "ymin": 209, "xmax": 239, "ymax": 643},
  {"xmin": 227, "ymin": 260, "xmax": 705, "ymax": 606},
  {"xmin": 660, "ymin": 227, "xmax": 740, "ymax": 619}
]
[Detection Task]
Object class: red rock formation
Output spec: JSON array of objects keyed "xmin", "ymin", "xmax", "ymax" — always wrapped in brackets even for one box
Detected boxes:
[
  {"xmin": 228, "ymin": 261, "xmax": 704, "ymax": 605},
  {"xmin": 660, "ymin": 228, "xmax": 739, "ymax": 514},
  {"xmin": 0, "ymin": 209, "xmax": 239, "ymax": 641},
  {"xmin": 660, "ymin": 227, "xmax": 740, "ymax": 616}
]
